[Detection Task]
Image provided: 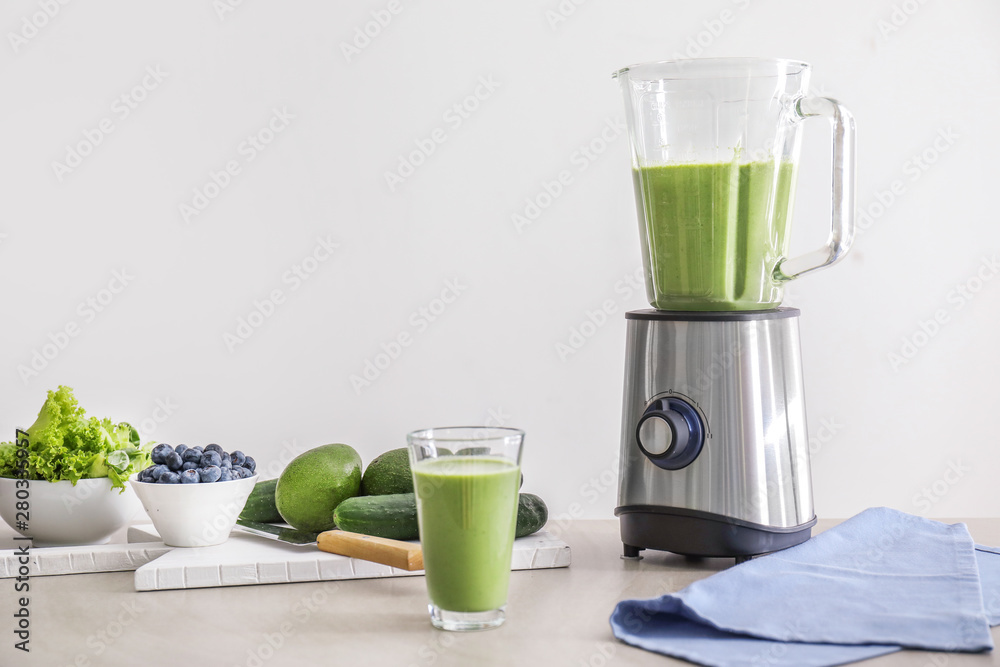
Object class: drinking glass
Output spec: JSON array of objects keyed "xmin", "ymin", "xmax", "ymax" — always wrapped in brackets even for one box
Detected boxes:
[{"xmin": 407, "ymin": 427, "xmax": 525, "ymax": 631}]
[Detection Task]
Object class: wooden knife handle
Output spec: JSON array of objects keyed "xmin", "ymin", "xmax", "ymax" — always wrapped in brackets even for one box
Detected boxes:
[{"xmin": 317, "ymin": 530, "xmax": 424, "ymax": 571}]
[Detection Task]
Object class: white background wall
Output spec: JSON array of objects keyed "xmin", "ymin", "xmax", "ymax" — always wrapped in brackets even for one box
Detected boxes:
[{"xmin": 2, "ymin": 0, "xmax": 998, "ymax": 521}]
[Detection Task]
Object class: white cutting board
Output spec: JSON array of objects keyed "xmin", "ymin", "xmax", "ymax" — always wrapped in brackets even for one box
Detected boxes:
[
  {"xmin": 0, "ymin": 540, "xmax": 171, "ymax": 578},
  {"xmin": 128, "ymin": 524, "xmax": 571, "ymax": 591}
]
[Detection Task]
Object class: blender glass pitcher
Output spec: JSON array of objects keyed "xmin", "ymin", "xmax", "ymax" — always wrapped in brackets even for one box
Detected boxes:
[{"xmin": 614, "ymin": 58, "xmax": 855, "ymax": 311}]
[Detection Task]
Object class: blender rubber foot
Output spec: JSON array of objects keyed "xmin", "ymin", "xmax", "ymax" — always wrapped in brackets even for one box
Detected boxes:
[
  {"xmin": 621, "ymin": 544, "xmax": 644, "ymax": 560},
  {"xmin": 735, "ymin": 554, "xmax": 754, "ymax": 565}
]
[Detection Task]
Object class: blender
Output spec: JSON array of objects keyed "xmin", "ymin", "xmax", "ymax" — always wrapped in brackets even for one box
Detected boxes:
[{"xmin": 612, "ymin": 58, "xmax": 855, "ymax": 562}]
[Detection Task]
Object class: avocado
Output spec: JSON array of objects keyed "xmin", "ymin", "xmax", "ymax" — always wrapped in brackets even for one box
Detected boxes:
[
  {"xmin": 360, "ymin": 446, "xmax": 452, "ymax": 496},
  {"xmin": 275, "ymin": 444, "xmax": 361, "ymax": 532}
]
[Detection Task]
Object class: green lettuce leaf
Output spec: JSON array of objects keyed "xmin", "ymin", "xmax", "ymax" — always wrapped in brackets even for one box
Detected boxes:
[{"xmin": 4, "ymin": 386, "xmax": 152, "ymax": 491}]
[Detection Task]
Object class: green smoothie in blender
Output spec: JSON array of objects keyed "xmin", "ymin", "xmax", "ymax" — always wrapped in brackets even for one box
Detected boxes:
[{"xmin": 633, "ymin": 160, "xmax": 797, "ymax": 311}]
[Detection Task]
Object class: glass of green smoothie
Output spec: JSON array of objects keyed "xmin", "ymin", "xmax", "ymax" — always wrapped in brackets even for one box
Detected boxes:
[
  {"xmin": 406, "ymin": 426, "xmax": 524, "ymax": 631},
  {"xmin": 614, "ymin": 58, "xmax": 856, "ymax": 311}
]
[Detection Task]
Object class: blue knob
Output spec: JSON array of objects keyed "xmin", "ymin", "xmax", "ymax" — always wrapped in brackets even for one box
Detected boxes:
[{"xmin": 635, "ymin": 396, "xmax": 705, "ymax": 470}]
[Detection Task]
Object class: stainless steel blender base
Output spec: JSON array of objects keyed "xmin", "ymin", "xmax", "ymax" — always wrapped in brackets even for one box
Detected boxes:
[{"xmin": 617, "ymin": 309, "xmax": 816, "ymax": 561}]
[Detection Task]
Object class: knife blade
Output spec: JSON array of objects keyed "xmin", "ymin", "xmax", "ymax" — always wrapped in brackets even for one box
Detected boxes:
[
  {"xmin": 234, "ymin": 518, "xmax": 319, "ymax": 545},
  {"xmin": 233, "ymin": 520, "xmax": 424, "ymax": 571}
]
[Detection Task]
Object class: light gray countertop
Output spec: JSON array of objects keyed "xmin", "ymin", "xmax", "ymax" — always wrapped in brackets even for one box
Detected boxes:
[{"xmin": 2, "ymin": 518, "xmax": 999, "ymax": 666}]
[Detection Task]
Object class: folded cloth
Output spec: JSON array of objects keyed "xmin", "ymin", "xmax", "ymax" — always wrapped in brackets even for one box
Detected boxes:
[{"xmin": 610, "ymin": 508, "xmax": 1000, "ymax": 667}]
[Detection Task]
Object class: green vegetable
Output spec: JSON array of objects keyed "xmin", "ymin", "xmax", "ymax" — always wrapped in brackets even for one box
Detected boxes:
[
  {"xmin": 334, "ymin": 492, "xmax": 549, "ymax": 541},
  {"xmin": 515, "ymin": 493, "xmax": 548, "ymax": 538},
  {"xmin": 334, "ymin": 492, "xmax": 419, "ymax": 540},
  {"xmin": 360, "ymin": 446, "xmax": 452, "ymax": 496},
  {"xmin": 275, "ymin": 444, "xmax": 362, "ymax": 532},
  {"xmin": 0, "ymin": 386, "xmax": 150, "ymax": 491},
  {"xmin": 240, "ymin": 479, "xmax": 282, "ymax": 523},
  {"xmin": 360, "ymin": 448, "xmax": 414, "ymax": 496}
]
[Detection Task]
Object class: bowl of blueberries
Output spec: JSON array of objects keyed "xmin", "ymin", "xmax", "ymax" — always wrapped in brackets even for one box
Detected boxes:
[{"xmin": 129, "ymin": 443, "xmax": 258, "ymax": 547}]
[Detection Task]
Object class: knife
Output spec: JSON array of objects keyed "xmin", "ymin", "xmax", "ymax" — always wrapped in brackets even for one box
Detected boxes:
[
  {"xmin": 235, "ymin": 518, "xmax": 320, "ymax": 544},
  {"xmin": 234, "ymin": 519, "xmax": 424, "ymax": 571}
]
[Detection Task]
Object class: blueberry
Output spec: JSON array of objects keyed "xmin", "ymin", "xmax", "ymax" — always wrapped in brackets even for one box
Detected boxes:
[
  {"xmin": 165, "ymin": 451, "xmax": 184, "ymax": 471},
  {"xmin": 204, "ymin": 444, "xmax": 224, "ymax": 455},
  {"xmin": 182, "ymin": 448, "xmax": 202, "ymax": 464},
  {"xmin": 149, "ymin": 464, "xmax": 169, "ymax": 481},
  {"xmin": 175, "ymin": 444, "xmax": 188, "ymax": 456},
  {"xmin": 151, "ymin": 444, "xmax": 173, "ymax": 464},
  {"xmin": 231, "ymin": 466, "xmax": 247, "ymax": 479},
  {"xmin": 243, "ymin": 456, "xmax": 256, "ymax": 473},
  {"xmin": 218, "ymin": 468, "xmax": 234, "ymax": 482},
  {"xmin": 219, "ymin": 456, "xmax": 232, "ymax": 469},
  {"xmin": 180, "ymin": 469, "xmax": 200, "ymax": 484},
  {"xmin": 181, "ymin": 461, "xmax": 199, "ymax": 471},
  {"xmin": 158, "ymin": 471, "xmax": 181, "ymax": 484},
  {"xmin": 200, "ymin": 450, "xmax": 222, "ymax": 468},
  {"xmin": 199, "ymin": 465, "xmax": 222, "ymax": 483},
  {"xmin": 230, "ymin": 450, "xmax": 246, "ymax": 467}
]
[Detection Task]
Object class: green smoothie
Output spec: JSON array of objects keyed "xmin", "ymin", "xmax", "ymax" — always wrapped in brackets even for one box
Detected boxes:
[
  {"xmin": 413, "ymin": 456, "xmax": 520, "ymax": 613},
  {"xmin": 633, "ymin": 160, "xmax": 797, "ymax": 310}
]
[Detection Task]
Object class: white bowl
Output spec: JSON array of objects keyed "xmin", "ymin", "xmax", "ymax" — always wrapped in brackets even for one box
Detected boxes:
[
  {"xmin": 0, "ymin": 477, "xmax": 142, "ymax": 547},
  {"xmin": 129, "ymin": 474, "xmax": 258, "ymax": 547}
]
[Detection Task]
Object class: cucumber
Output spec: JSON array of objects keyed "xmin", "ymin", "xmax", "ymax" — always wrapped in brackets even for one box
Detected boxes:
[
  {"xmin": 515, "ymin": 493, "xmax": 548, "ymax": 538},
  {"xmin": 334, "ymin": 492, "xmax": 418, "ymax": 540},
  {"xmin": 333, "ymin": 492, "xmax": 548, "ymax": 540},
  {"xmin": 239, "ymin": 478, "xmax": 282, "ymax": 523}
]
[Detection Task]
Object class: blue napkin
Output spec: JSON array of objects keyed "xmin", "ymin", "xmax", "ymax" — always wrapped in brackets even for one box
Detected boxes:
[{"xmin": 610, "ymin": 508, "xmax": 1000, "ymax": 667}]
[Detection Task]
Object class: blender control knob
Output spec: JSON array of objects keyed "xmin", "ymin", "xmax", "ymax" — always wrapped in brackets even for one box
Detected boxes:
[{"xmin": 635, "ymin": 396, "xmax": 705, "ymax": 470}]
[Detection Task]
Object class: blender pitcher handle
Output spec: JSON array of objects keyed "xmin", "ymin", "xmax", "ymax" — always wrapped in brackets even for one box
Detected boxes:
[{"xmin": 775, "ymin": 96, "xmax": 856, "ymax": 282}]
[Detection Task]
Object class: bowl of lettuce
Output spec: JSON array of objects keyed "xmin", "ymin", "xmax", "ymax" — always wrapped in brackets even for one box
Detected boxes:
[{"xmin": 0, "ymin": 386, "xmax": 150, "ymax": 545}]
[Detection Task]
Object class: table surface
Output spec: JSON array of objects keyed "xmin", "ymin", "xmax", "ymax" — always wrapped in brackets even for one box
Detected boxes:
[{"xmin": 3, "ymin": 518, "xmax": 1000, "ymax": 667}]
